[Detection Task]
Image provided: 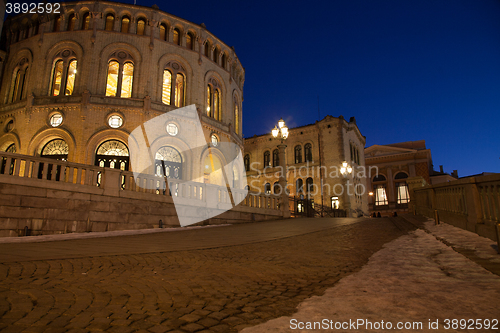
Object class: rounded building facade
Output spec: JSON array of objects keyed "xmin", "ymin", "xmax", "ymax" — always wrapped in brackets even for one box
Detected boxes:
[{"xmin": 0, "ymin": 1, "xmax": 245, "ymax": 181}]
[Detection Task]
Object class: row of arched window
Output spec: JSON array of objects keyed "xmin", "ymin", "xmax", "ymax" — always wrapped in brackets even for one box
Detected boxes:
[
  {"xmin": 242, "ymin": 143, "xmax": 313, "ymax": 171},
  {"xmin": 373, "ymin": 172, "xmax": 409, "ymax": 206},
  {"xmin": 8, "ymin": 53, "xmax": 241, "ymax": 131}
]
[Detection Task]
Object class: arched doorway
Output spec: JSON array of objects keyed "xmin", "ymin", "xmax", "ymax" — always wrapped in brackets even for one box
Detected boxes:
[
  {"xmin": 155, "ymin": 146, "xmax": 182, "ymax": 179},
  {"xmin": 95, "ymin": 140, "xmax": 130, "ymax": 170}
]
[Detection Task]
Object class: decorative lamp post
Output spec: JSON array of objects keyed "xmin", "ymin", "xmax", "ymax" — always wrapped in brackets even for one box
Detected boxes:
[
  {"xmin": 271, "ymin": 118, "xmax": 290, "ymax": 218},
  {"xmin": 340, "ymin": 160, "xmax": 352, "ymax": 217}
]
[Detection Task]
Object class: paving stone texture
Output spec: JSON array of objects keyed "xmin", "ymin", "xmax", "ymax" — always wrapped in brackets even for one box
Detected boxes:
[{"xmin": 0, "ymin": 217, "xmax": 411, "ymax": 332}]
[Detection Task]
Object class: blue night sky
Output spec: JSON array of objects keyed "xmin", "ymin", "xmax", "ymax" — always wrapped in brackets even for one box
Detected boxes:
[{"xmin": 39, "ymin": 1, "xmax": 500, "ymax": 176}]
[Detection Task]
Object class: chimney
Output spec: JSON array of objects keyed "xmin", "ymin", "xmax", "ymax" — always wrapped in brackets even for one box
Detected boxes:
[
  {"xmin": 439, "ymin": 165, "xmax": 443, "ymax": 173},
  {"xmin": 452, "ymin": 170, "xmax": 458, "ymax": 178}
]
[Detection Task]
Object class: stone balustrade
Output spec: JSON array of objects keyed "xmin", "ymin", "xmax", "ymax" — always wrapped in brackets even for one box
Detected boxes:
[
  {"xmin": 408, "ymin": 174, "xmax": 500, "ymax": 242},
  {"xmin": 0, "ymin": 152, "xmax": 283, "ymax": 237}
]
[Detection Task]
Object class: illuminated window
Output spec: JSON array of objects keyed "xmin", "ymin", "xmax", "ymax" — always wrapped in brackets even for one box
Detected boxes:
[
  {"xmin": 162, "ymin": 62, "xmax": 186, "ymax": 107},
  {"xmin": 166, "ymin": 123, "xmax": 178, "ymax": 136},
  {"xmin": 211, "ymin": 134, "xmax": 219, "ymax": 147},
  {"xmin": 233, "ymin": 96, "xmax": 240, "ymax": 134},
  {"xmin": 53, "ymin": 15, "xmax": 61, "ymax": 32},
  {"xmin": 121, "ymin": 62, "xmax": 134, "ymax": 98},
  {"xmin": 137, "ymin": 19, "xmax": 146, "ymax": 35},
  {"xmin": 108, "ymin": 115, "xmax": 123, "ymax": 128},
  {"xmin": 105, "ymin": 14, "xmax": 114, "ymax": 31},
  {"xmin": 244, "ymin": 154, "xmax": 250, "ymax": 172},
  {"xmin": 95, "ymin": 140, "xmax": 129, "ymax": 173},
  {"xmin": 159, "ymin": 23, "xmax": 167, "ymax": 40},
  {"xmin": 272, "ymin": 149, "xmax": 279, "ymax": 167},
  {"xmin": 50, "ymin": 113, "xmax": 63, "ymax": 127},
  {"xmin": 82, "ymin": 13, "xmax": 90, "ymax": 30},
  {"xmin": 206, "ymin": 78, "xmax": 222, "ymax": 120},
  {"xmin": 121, "ymin": 16, "xmax": 130, "ymax": 33},
  {"xmin": 374, "ymin": 185, "xmax": 388, "ymax": 206},
  {"xmin": 51, "ymin": 60, "xmax": 63, "ymax": 96},
  {"xmin": 65, "ymin": 60, "xmax": 77, "ymax": 95},
  {"xmin": 397, "ymin": 182, "xmax": 409, "ymax": 204},
  {"xmin": 304, "ymin": 143, "xmax": 312, "ymax": 162},
  {"xmin": 68, "ymin": 14, "xmax": 76, "ymax": 31},
  {"xmin": 331, "ymin": 196, "xmax": 339, "ymax": 209},
  {"xmin": 9, "ymin": 58, "xmax": 29, "ymax": 103},
  {"xmin": 265, "ymin": 183, "xmax": 271, "ymax": 194},
  {"xmin": 106, "ymin": 52, "xmax": 134, "ymax": 98},
  {"xmin": 173, "ymin": 28, "xmax": 180, "ymax": 45},
  {"xmin": 50, "ymin": 49, "xmax": 78, "ymax": 97},
  {"xmin": 186, "ymin": 32, "xmax": 194, "ymax": 50},
  {"xmin": 263, "ymin": 151, "xmax": 270, "ymax": 167},
  {"xmin": 294, "ymin": 145, "xmax": 302, "ymax": 164}
]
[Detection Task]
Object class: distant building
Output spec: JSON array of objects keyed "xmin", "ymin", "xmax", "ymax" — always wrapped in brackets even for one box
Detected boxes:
[
  {"xmin": 365, "ymin": 141, "xmax": 432, "ymax": 216},
  {"xmin": 244, "ymin": 115, "xmax": 369, "ymax": 217}
]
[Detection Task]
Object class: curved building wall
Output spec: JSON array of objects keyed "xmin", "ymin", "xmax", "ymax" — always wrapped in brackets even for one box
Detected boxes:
[{"xmin": 0, "ymin": 1, "xmax": 244, "ymax": 182}]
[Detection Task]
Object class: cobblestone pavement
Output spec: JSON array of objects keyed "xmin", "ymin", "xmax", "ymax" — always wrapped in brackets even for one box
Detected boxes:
[{"xmin": 0, "ymin": 217, "xmax": 413, "ymax": 333}]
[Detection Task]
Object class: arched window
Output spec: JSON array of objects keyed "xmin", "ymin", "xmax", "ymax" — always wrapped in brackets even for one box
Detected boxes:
[
  {"xmin": 294, "ymin": 145, "xmax": 302, "ymax": 164},
  {"xmin": 155, "ymin": 146, "xmax": 182, "ymax": 179},
  {"xmin": 50, "ymin": 50, "xmax": 78, "ymax": 96},
  {"xmin": 41, "ymin": 139, "xmax": 68, "ymax": 160},
  {"xmin": 373, "ymin": 174, "xmax": 388, "ymax": 206},
  {"xmin": 95, "ymin": 140, "xmax": 129, "ymax": 170},
  {"xmin": 244, "ymin": 154, "xmax": 250, "ymax": 172},
  {"xmin": 53, "ymin": 15, "xmax": 62, "ymax": 32},
  {"xmin": 263, "ymin": 151, "xmax": 270, "ymax": 167},
  {"xmin": 9, "ymin": 58, "xmax": 29, "ymax": 103},
  {"xmin": 206, "ymin": 78, "xmax": 222, "ymax": 121},
  {"xmin": 221, "ymin": 53, "xmax": 227, "ymax": 69},
  {"xmin": 204, "ymin": 41, "xmax": 210, "ymax": 57},
  {"xmin": 233, "ymin": 96, "xmax": 240, "ymax": 134},
  {"xmin": 173, "ymin": 28, "xmax": 180, "ymax": 45},
  {"xmin": 373, "ymin": 174, "xmax": 386, "ymax": 182},
  {"xmin": 306, "ymin": 177, "xmax": 314, "ymax": 193},
  {"xmin": 272, "ymin": 149, "xmax": 279, "ymax": 167},
  {"xmin": 106, "ymin": 51, "xmax": 134, "ymax": 98},
  {"xmin": 162, "ymin": 62, "xmax": 185, "ymax": 107},
  {"xmin": 136, "ymin": 18, "xmax": 146, "ymax": 35},
  {"xmin": 105, "ymin": 14, "xmax": 115, "ymax": 31},
  {"xmin": 81, "ymin": 13, "xmax": 90, "ymax": 30},
  {"xmin": 213, "ymin": 46, "xmax": 220, "ymax": 63},
  {"xmin": 186, "ymin": 32, "xmax": 194, "ymax": 50},
  {"xmin": 265, "ymin": 182, "xmax": 271, "ymax": 194},
  {"xmin": 67, "ymin": 14, "xmax": 77, "ymax": 31},
  {"xmin": 121, "ymin": 16, "xmax": 130, "ymax": 33},
  {"xmin": 159, "ymin": 23, "xmax": 167, "ymax": 40},
  {"xmin": 296, "ymin": 178, "xmax": 303, "ymax": 194},
  {"xmin": 304, "ymin": 143, "xmax": 312, "ymax": 162}
]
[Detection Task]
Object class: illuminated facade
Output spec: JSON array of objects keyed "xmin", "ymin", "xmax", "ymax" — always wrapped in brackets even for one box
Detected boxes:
[
  {"xmin": 243, "ymin": 116, "xmax": 369, "ymax": 217},
  {"xmin": 0, "ymin": 1, "xmax": 244, "ymax": 181}
]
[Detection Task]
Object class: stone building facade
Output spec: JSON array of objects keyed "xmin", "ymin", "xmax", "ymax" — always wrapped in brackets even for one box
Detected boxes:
[
  {"xmin": 243, "ymin": 116, "xmax": 369, "ymax": 217},
  {"xmin": 364, "ymin": 140, "xmax": 433, "ymax": 216},
  {"xmin": 0, "ymin": 1, "xmax": 245, "ymax": 184}
]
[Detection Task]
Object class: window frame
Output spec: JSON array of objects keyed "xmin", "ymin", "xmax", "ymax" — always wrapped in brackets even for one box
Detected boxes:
[{"xmin": 105, "ymin": 51, "xmax": 135, "ymax": 98}]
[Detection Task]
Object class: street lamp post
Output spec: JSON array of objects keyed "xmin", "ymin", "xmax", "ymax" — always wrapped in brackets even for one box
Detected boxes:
[
  {"xmin": 340, "ymin": 160, "xmax": 352, "ymax": 217},
  {"xmin": 272, "ymin": 118, "xmax": 290, "ymax": 218}
]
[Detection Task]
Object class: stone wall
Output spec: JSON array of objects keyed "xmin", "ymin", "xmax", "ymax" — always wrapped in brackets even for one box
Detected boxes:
[{"xmin": 0, "ymin": 151, "xmax": 283, "ymax": 237}]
